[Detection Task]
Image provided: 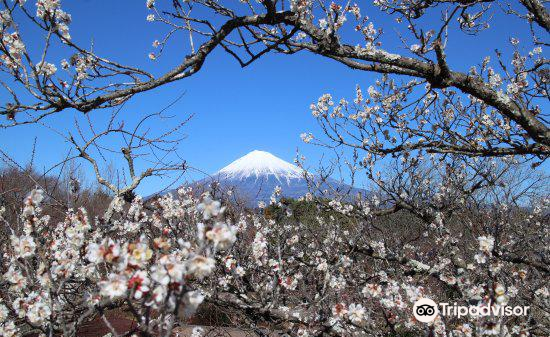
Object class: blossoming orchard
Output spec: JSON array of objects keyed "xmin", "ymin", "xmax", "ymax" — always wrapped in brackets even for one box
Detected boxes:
[{"xmin": 0, "ymin": 0, "xmax": 548, "ymax": 337}]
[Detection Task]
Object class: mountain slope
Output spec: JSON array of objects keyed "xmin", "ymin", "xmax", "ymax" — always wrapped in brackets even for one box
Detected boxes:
[{"xmin": 193, "ymin": 150, "xmax": 364, "ymax": 206}]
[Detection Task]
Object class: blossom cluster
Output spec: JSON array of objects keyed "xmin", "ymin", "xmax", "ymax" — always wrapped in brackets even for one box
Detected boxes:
[
  {"xmin": 0, "ymin": 188, "xmax": 236, "ymax": 336},
  {"xmin": 200, "ymin": 175, "xmax": 548, "ymax": 336}
]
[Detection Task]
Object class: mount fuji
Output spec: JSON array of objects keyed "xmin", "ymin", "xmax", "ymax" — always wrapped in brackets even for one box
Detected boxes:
[{"xmin": 191, "ymin": 150, "xmax": 364, "ymax": 206}]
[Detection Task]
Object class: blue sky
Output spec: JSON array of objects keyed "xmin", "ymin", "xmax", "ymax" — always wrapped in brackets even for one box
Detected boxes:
[{"xmin": 0, "ymin": 1, "xmax": 545, "ymax": 195}]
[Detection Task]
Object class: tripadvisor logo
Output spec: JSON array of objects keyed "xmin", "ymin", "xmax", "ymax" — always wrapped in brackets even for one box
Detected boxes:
[{"xmin": 412, "ymin": 298, "xmax": 530, "ymax": 323}]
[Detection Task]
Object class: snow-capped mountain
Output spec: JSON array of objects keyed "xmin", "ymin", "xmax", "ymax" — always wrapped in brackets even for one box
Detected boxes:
[
  {"xmin": 217, "ymin": 150, "xmax": 304, "ymax": 181},
  {"xmin": 218, "ymin": 150, "xmax": 304, "ymax": 182},
  {"xmin": 192, "ymin": 150, "xmax": 364, "ymax": 206}
]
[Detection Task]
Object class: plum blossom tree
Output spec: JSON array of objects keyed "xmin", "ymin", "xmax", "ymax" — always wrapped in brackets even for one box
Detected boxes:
[
  {"xmin": 0, "ymin": 187, "xmax": 237, "ymax": 336},
  {"xmin": 2, "ymin": 153, "xmax": 548, "ymax": 336},
  {"xmin": 0, "ymin": 0, "xmax": 547, "ymax": 158},
  {"xmin": 195, "ymin": 154, "xmax": 549, "ymax": 336}
]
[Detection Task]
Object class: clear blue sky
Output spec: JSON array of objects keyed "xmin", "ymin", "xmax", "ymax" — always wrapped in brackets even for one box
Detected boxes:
[{"xmin": 0, "ymin": 1, "xmax": 545, "ymax": 195}]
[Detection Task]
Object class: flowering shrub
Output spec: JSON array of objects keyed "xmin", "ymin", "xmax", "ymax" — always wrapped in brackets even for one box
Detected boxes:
[
  {"xmin": 203, "ymin": 179, "xmax": 549, "ymax": 336},
  {"xmin": 0, "ymin": 188, "xmax": 236, "ymax": 336}
]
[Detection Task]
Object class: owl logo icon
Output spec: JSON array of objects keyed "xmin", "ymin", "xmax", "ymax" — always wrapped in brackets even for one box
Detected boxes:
[{"xmin": 413, "ymin": 298, "xmax": 439, "ymax": 322}]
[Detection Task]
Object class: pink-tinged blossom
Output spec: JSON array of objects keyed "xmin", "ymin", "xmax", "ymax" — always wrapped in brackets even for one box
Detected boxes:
[
  {"xmin": 129, "ymin": 270, "xmax": 150, "ymax": 300},
  {"xmin": 99, "ymin": 274, "xmax": 128, "ymax": 300},
  {"xmin": 196, "ymin": 194, "xmax": 225, "ymax": 220},
  {"xmin": 181, "ymin": 291, "xmax": 204, "ymax": 317},
  {"xmin": 187, "ymin": 255, "xmax": 215, "ymax": 279},
  {"xmin": 347, "ymin": 303, "xmax": 366, "ymax": 324},
  {"xmin": 205, "ymin": 222, "xmax": 237, "ymax": 250},
  {"xmin": 478, "ymin": 235, "xmax": 495, "ymax": 252},
  {"xmin": 10, "ymin": 235, "xmax": 36, "ymax": 258},
  {"xmin": 0, "ymin": 320, "xmax": 18, "ymax": 336}
]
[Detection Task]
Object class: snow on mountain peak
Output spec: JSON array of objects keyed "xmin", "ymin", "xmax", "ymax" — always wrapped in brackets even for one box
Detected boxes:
[{"xmin": 217, "ymin": 150, "xmax": 304, "ymax": 181}]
